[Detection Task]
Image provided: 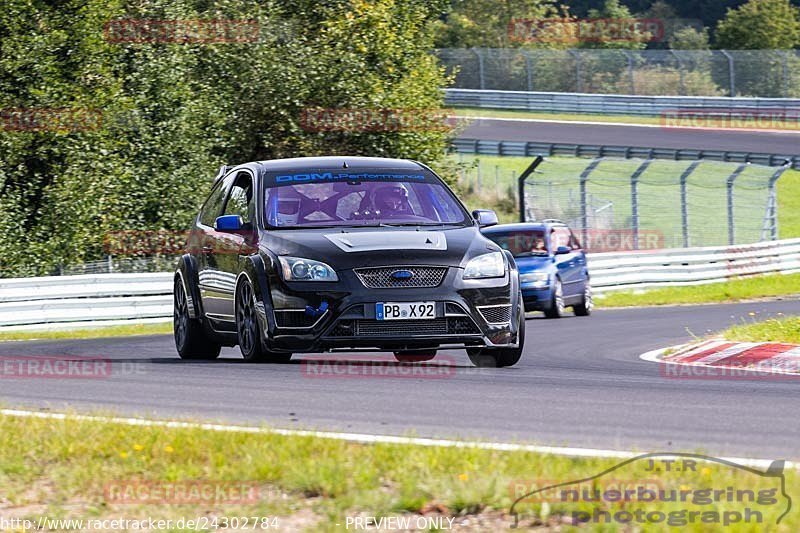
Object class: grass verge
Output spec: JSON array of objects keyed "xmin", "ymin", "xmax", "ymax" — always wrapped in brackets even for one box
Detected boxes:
[
  {"xmin": 451, "ymin": 107, "xmax": 800, "ymax": 132},
  {"xmin": 720, "ymin": 316, "xmax": 800, "ymax": 344},
  {"xmin": 0, "ymin": 412, "xmax": 796, "ymax": 531},
  {"xmin": 596, "ymin": 273, "xmax": 800, "ymax": 308},
  {"xmin": 0, "ymin": 322, "xmax": 172, "ymax": 342}
]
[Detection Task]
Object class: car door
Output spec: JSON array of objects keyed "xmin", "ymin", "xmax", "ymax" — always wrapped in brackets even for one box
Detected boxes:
[
  {"xmin": 213, "ymin": 170, "xmax": 258, "ymax": 323},
  {"xmin": 550, "ymin": 226, "xmax": 581, "ymax": 298},
  {"xmin": 196, "ymin": 173, "xmax": 233, "ymax": 323}
]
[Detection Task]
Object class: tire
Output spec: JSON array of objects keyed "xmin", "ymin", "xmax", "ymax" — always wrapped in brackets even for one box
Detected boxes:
[
  {"xmin": 235, "ymin": 279, "xmax": 292, "ymax": 363},
  {"xmin": 573, "ymin": 281, "xmax": 593, "ymax": 317},
  {"xmin": 394, "ymin": 350, "xmax": 437, "ymax": 363},
  {"xmin": 467, "ymin": 297, "xmax": 525, "ymax": 368},
  {"xmin": 174, "ymin": 278, "xmax": 221, "ymax": 360},
  {"xmin": 543, "ymin": 278, "xmax": 565, "ymax": 319}
]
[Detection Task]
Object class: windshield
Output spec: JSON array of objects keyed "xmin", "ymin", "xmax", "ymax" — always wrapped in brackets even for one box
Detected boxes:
[
  {"xmin": 484, "ymin": 229, "xmax": 549, "ymax": 257},
  {"xmin": 262, "ymin": 169, "xmax": 469, "ymax": 228}
]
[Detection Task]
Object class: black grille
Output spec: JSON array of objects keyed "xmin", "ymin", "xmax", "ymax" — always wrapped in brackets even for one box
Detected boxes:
[
  {"xmin": 274, "ymin": 310, "xmax": 319, "ymax": 328},
  {"xmin": 478, "ymin": 305, "xmax": 512, "ymax": 324},
  {"xmin": 354, "ymin": 266, "xmax": 447, "ymax": 289},
  {"xmin": 445, "ymin": 302, "xmax": 467, "ymax": 315},
  {"xmin": 326, "ymin": 317, "xmax": 480, "ymax": 337}
]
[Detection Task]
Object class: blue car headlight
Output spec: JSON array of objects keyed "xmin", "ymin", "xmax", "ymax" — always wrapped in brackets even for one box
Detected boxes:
[
  {"xmin": 463, "ymin": 252, "xmax": 506, "ymax": 280},
  {"xmin": 278, "ymin": 256, "xmax": 338, "ymax": 282},
  {"xmin": 520, "ymin": 272, "xmax": 550, "ymax": 288}
]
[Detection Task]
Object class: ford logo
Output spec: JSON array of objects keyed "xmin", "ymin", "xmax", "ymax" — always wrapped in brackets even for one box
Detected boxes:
[{"xmin": 390, "ymin": 270, "xmax": 414, "ymax": 280}]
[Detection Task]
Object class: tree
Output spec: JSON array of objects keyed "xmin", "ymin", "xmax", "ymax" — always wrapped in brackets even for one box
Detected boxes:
[
  {"xmin": 716, "ymin": 0, "xmax": 800, "ymax": 49},
  {"xmin": 669, "ymin": 26, "xmax": 711, "ymax": 49}
]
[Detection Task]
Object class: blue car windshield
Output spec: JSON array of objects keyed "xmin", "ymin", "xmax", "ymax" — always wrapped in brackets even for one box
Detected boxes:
[
  {"xmin": 484, "ymin": 229, "xmax": 549, "ymax": 257},
  {"xmin": 262, "ymin": 170, "xmax": 470, "ymax": 228}
]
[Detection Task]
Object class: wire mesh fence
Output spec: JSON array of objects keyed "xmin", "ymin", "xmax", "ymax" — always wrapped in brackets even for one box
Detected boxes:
[
  {"xmin": 521, "ymin": 157, "xmax": 788, "ymax": 250},
  {"xmin": 436, "ymin": 49, "xmax": 800, "ymax": 97}
]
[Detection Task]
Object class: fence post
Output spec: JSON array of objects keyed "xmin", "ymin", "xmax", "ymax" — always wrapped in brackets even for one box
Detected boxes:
[
  {"xmin": 630, "ymin": 160, "xmax": 653, "ymax": 250},
  {"xmin": 472, "ymin": 48, "xmax": 486, "ymax": 90},
  {"xmin": 517, "ymin": 155, "xmax": 545, "ymax": 222},
  {"xmin": 720, "ymin": 50, "xmax": 736, "ymax": 96},
  {"xmin": 569, "ymin": 50, "xmax": 582, "ymax": 93},
  {"xmin": 623, "ymin": 51, "xmax": 635, "ymax": 94},
  {"xmin": 670, "ymin": 50, "xmax": 686, "ymax": 96},
  {"xmin": 524, "ymin": 51, "xmax": 534, "ymax": 92},
  {"xmin": 782, "ymin": 51, "xmax": 790, "ymax": 98},
  {"xmin": 578, "ymin": 158, "xmax": 603, "ymax": 245},
  {"xmin": 679, "ymin": 161, "xmax": 701, "ymax": 248},
  {"xmin": 763, "ymin": 162, "xmax": 790, "ymax": 240},
  {"xmin": 725, "ymin": 164, "xmax": 748, "ymax": 245}
]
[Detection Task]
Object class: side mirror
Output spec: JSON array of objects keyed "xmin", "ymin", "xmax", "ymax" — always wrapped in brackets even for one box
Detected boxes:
[
  {"xmin": 472, "ymin": 209, "xmax": 498, "ymax": 228},
  {"xmin": 555, "ymin": 245, "xmax": 571, "ymax": 255},
  {"xmin": 214, "ymin": 215, "xmax": 243, "ymax": 232}
]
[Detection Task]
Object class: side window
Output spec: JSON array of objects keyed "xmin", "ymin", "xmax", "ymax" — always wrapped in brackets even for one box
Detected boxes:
[
  {"xmin": 223, "ymin": 172, "xmax": 254, "ymax": 224},
  {"xmin": 551, "ymin": 227, "xmax": 572, "ymax": 251},
  {"xmin": 569, "ymin": 229, "xmax": 582, "ymax": 250},
  {"xmin": 199, "ymin": 180, "xmax": 228, "ymax": 227}
]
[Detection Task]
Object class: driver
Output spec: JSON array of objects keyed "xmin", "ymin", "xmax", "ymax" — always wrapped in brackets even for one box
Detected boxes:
[{"xmin": 373, "ymin": 184, "xmax": 411, "ymax": 218}]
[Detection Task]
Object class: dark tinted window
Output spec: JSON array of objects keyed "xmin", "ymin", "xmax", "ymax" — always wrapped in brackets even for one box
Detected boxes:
[
  {"xmin": 199, "ymin": 180, "xmax": 228, "ymax": 227},
  {"xmin": 223, "ymin": 172, "xmax": 254, "ymax": 224},
  {"xmin": 484, "ymin": 229, "xmax": 548, "ymax": 257}
]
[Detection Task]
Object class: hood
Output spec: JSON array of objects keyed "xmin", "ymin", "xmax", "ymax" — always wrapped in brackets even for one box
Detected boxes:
[
  {"xmin": 259, "ymin": 225, "xmax": 500, "ymax": 271},
  {"xmin": 514, "ymin": 254, "xmax": 554, "ymax": 273}
]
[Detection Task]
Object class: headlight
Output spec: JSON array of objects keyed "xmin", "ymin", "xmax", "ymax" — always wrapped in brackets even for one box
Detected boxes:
[
  {"xmin": 520, "ymin": 272, "xmax": 550, "ymax": 288},
  {"xmin": 463, "ymin": 252, "xmax": 505, "ymax": 280},
  {"xmin": 278, "ymin": 256, "xmax": 338, "ymax": 282}
]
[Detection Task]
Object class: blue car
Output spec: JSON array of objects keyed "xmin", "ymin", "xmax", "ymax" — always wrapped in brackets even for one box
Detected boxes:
[{"xmin": 482, "ymin": 221, "xmax": 592, "ymax": 318}]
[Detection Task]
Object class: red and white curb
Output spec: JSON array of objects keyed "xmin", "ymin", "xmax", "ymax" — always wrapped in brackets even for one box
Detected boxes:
[{"xmin": 641, "ymin": 339, "xmax": 800, "ymax": 377}]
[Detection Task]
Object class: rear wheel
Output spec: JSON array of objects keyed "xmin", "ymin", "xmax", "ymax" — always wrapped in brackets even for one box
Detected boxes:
[
  {"xmin": 467, "ymin": 297, "xmax": 525, "ymax": 368},
  {"xmin": 543, "ymin": 278, "xmax": 565, "ymax": 319},
  {"xmin": 236, "ymin": 279, "xmax": 292, "ymax": 363},
  {"xmin": 573, "ymin": 281, "xmax": 593, "ymax": 317},
  {"xmin": 174, "ymin": 278, "xmax": 221, "ymax": 360},
  {"xmin": 393, "ymin": 350, "xmax": 436, "ymax": 363}
]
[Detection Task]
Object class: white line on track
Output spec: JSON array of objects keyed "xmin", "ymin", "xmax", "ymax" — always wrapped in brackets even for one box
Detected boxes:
[
  {"xmin": 455, "ymin": 115, "xmax": 800, "ymax": 135},
  {"xmin": 1, "ymin": 407, "xmax": 793, "ymax": 470}
]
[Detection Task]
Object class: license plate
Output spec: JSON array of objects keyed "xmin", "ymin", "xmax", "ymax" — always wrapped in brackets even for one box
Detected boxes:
[{"xmin": 376, "ymin": 302, "xmax": 436, "ymax": 320}]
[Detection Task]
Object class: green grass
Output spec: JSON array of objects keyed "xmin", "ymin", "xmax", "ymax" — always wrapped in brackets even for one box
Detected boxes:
[
  {"xmin": 597, "ymin": 273, "xmax": 800, "ymax": 308},
  {"xmin": 0, "ymin": 321, "xmax": 172, "ymax": 342},
  {"xmin": 1, "ymin": 412, "xmax": 797, "ymax": 531},
  {"xmin": 720, "ymin": 316, "xmax": 800, "ymax": 344},
  {"xmin": 452, "ymin": 107, "xmax": 665, "ymax": 126},
  {"xmin": 451, "ymin": 107, "xmax": 800, "ymax": 132}
]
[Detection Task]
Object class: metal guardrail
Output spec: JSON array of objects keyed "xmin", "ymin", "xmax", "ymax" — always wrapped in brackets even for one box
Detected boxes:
[
  {"xmin": 451, "ymin": 138, "xmax": 800, "ymax": 170},
  {"xmin": 590, "ymin": 238, "xmax": 800, "ymax": 293},
  {"xmin": 445, "ymin": 89, "xmax": 800, "ymax": 116},
  {"xmin": 1, "ymin": 240, "xmax": 798, "ymax": 328}
]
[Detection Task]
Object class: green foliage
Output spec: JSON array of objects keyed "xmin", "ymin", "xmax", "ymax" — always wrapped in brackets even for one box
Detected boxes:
[
  {"xmin": 0, "ymin": 0, "xmax": 452, "ymax": 276},
  {"xmin": 716, "ymin": 0, "xmax": 800, "ymax": 49}
]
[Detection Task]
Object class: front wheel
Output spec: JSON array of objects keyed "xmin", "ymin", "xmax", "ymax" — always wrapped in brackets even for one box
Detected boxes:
[
  {"xmin": 543, "ymin": 278, "xmax": 565, "ymax": 319},
  {"xmin": 236, "ymin": 280, "xmax": 292, "ymax": 363},
  {"xmin": 573, "ymin": 282, "xmax": 593, "ymax": 316},
  {"xmin": 174, "ymin": 278, "xmax": 221, "ymax": 360},
  {"xmin": 467, "ymin": 299, "xmax": 525, "ymax": 368}
]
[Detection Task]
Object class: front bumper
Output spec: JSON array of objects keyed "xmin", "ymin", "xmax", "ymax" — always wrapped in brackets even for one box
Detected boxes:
[
  {"xmin": 260, "ymin": 266, "xmax": 520, "ymax": 353},
  {"xmin": 521, "ymin": 284, "xmax": 554, "ymax": 311}
]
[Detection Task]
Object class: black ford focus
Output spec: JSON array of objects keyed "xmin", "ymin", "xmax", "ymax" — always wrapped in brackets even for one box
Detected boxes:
[{"xmin": 174, "ymin": 156, "xmax": 525, "ymax": 367}]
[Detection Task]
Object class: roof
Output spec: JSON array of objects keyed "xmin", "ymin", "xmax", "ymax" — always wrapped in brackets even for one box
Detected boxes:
[{"xmin": 254, "ymin": 156, "xmax": 424, "ymax": 172}]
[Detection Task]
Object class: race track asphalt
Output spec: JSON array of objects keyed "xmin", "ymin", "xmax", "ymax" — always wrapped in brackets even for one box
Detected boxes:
[
  {"xmin": 457, "ymin": 118, "xmax": 800, "ymax": 156},
  {"xmin": 1, "ymin": 299, "xmax": 798, "ymax": 460}
]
